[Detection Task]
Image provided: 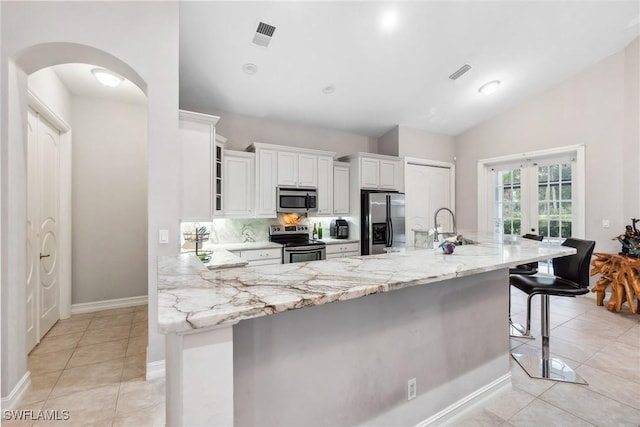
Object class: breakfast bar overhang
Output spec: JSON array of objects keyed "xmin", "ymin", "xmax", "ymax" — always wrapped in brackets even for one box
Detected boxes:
[{"xmin": 158, "ymin": 235, "xmax": 575, "ymax": 427}]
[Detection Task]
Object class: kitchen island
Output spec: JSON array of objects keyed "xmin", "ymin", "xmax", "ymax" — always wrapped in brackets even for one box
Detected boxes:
[{"xmin": 159, "ymin": 235, "xmax": 575, "ymax": 427}]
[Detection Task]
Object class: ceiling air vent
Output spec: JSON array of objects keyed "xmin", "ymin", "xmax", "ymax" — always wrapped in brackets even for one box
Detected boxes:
[
  {"xmin": 449, "ymin": 64, "xmax": 472, "ymax": 80},
  {"xmin": 252, "ymin": 22, "xmax": 276, "ymax": 47}
]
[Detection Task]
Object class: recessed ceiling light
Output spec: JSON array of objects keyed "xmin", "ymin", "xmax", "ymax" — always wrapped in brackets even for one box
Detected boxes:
[
  {"xmin": 478, "ymin": 80, "xmax": 501, "ymax": 95},
  {"xmin": 242, "ymin": 63, "xmax": 258, "ymax": 75},
  {"xmin": 322, "ymin": 85, "xmax": 336, "ymax": 95},
  {"xmin": 91, "ymin": 68, "xmax": 123, "ymax": 88}
]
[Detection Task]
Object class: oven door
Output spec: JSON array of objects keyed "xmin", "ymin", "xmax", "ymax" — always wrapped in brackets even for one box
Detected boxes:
[{"xmin": 283, "ymin": 246, "xmax": 326, "ymax": 264}]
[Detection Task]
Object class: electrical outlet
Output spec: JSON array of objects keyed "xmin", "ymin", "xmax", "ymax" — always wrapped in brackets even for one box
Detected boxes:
[
  {"xmin": 602, "ymin": 219, "xmax": 610, "ymax": 228},
  {"xmin": 407, "ymin": 378, "xmax": 417, "ymax": 401}
]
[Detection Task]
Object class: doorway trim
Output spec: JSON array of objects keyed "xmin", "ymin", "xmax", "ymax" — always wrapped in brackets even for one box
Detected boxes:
[
  {"xmin": 477, "ymin": 144, "xmax": 586, "ymax": 238},
  {"xmin": 28, "ymin": 90, "xmax": 72, "ymax": 320}
]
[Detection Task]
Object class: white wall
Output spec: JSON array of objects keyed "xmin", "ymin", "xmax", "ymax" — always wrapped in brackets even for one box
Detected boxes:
[
  {"xmin": 197, "ymin": 108, "xmax": 378, "ymax": 157},
  {"xmin": 455, "ymin": 40, "xmax": 638, "ymax": 254},
  {"xmin": 1, "ymin": 1, "xmax": 178, "ymax": 398},
  {"xmin": 378, "ymin": 125, "xmax": 399, "ymax": 156},
  {"xmin": 398, "ymin": 126, "xmax": 455, "ymax": 163},
  {"xmin": 71, "ymin": 97, "xmax": 147, "ymax": 304},
  {"xmin": 28, "ymin": 68, "xmax": 72, "ymax": 123},
  {"xmin": 623, "ymin": 37, "xmax": 639, "ymax": 223}
]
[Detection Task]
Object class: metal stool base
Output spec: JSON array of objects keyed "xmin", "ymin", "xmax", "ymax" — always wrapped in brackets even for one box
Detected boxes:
[
  {"xmin": 509, "ymin": 321, "xmax": 535, "ymax": 339},
  {"xmin": 511, "ymin": 352, "xmax": 587, "ymax": 384}
]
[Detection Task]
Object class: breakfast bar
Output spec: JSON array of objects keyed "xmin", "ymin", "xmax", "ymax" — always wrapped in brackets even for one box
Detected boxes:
[{"xmin": 158, "ymin": 235, "xmax": 575, "ymax": 427}]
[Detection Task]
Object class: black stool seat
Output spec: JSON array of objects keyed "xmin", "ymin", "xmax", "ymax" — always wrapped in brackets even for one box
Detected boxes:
[
  {"xmin": 511, "ymin": 237, "xmax": 595, "ymax": 384},
  {"xmin": 510, "ymin": 274, "xmax": 590, "ymax": 297}
]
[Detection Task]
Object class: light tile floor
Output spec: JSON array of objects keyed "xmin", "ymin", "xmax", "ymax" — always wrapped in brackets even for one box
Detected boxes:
[
  {"xmin": 4, "ymin": 305, "xmax": 164, "ymax": 427},
  {"xmin": 4, "ymin": 291, "xmax": 639, "ymax": 426},
  {"xmin": 454, "ymin": 290, "xmax": 640, "ymax": 427}
]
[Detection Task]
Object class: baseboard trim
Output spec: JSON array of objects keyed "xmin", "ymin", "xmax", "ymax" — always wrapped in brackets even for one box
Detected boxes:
[
  {"xmin": 146, "ymin": 359, "xmax": 166, "ymax": 381},
  {"xmin": 71, "ymin": 295, "xmax": 148, "ymax": 315},
  {"xmin": 416, "ymin": 373, "xmax": 512, "ymax": 427},
  {"xmin": 1, "ymin": 371, "xmax": 31, "ymax": 410}
]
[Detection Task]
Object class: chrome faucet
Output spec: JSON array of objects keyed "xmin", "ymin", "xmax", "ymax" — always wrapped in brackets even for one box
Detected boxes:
[{"xmin": 433, "ymin": 207, "xmax": 457, "ymax": 242}]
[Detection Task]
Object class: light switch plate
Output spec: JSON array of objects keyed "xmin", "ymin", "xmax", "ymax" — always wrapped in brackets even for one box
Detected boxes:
[
  {"xmin": 602, "ymin": 219, "xmax": 610, "ymax": 228},
  {"xmin": 159, "ymin": 229, "xmax": 169, "ymax": 244}
]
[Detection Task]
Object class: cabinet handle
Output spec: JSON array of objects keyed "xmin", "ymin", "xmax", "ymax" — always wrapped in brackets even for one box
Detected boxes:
[{"xmin": 40, "ymin": 253, "xmax": 51, "ymax": 259}]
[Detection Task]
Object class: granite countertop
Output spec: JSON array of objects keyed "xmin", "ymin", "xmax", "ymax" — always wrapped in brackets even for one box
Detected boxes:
[
  {"xmin": 205, "ymin": 241, "xmax": 283, "ymax": 251},
  {"xmin": 321, "ymin": 238, "xmax": 360, "ymax": 244},
  {"xmin": 158, "ymin": 233, "xmax": 575, "ymax": 334},
  {"xmin": 205, "ymin": 248, "xmax": 248, "ymax": 270}
]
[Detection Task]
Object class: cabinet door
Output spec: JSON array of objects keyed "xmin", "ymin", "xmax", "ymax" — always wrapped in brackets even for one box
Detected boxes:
[
  {"xmin": 360, "ymin": 157, "xmax": 379, "ymax": 188},
  {"xmin": 379, "ymin": 160, "xmax": 397, "ymax": 189},
  {"xmin": 316, "ymin": 156, "xmax": 333, "ymax": 215},
  {"xmin": 277, "ymin": 151, "xmax": 298, "ymax": 187},
  {"xmin": 180, "ymin": 119, "xmax": 212, "ymax": 220},
  {"xmin": 297, "ymin": 154, "xmax": 318, "ymax": 188},
  {"xmin": 256, "ymin": 149, "xmax": 278, "ymax": 217},
  {"xmin": 223, "ymin": 154, "xmax": 254, "ymax": 217},
  {"xmin": 333, "ymin": 164, "xmax": 350, "ymax": 214},
  {"xmin": 214, "ymin": 141, "xmax": 224, "ymax": 215}
]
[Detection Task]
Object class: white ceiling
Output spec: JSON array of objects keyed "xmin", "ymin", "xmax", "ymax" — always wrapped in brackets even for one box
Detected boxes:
[
  {"xmin": 49, "ymin": 2, "xmax": 639, "ymax": 139},
  {"xmin": 53, "ymin": 63, "xmax": 146, "ymax": 105},
  {"xmin": 179, "ymin": 1, "xmax": 639, "ymax": 137}
]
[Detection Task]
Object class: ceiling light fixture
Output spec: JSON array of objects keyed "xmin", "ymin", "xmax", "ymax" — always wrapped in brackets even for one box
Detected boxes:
[
  {"xmin": 322, "ymin": 85, "xmax": 336, "ymax": 95},
  {"xmin": 381, "ymin": 9, "xmax": 398, "ymax": 31},
  {"xmin": 478, "ymin": 80, "xmax": 501, "ymax": 95},
  {"xmin": 91, "ymin": 68, "xmax": 123, "ymax": 88},
  {"xmin": 242, "ymin": 63, "xmax": 258, "ymax": 75}
]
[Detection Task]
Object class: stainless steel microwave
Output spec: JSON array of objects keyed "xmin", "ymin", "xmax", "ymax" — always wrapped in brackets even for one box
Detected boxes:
[{"xmin": 276, "ymin": 187, "xmax": 318, "ymax": 213}]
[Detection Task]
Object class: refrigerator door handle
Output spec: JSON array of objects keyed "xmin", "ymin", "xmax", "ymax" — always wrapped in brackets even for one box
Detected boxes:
[{"xmin": 386, "ymin": 195, "xmax": 392, "ymax": 247}]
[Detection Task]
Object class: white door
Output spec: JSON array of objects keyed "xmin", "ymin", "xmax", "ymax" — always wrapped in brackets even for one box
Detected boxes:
[
  {"xmin": 277, "ymin": 151, "xmax": 298, "ymax": 187},
  {"xmin": 488, "ymin": 155, "xmax": 580, "ymax": 243},
  {"xmin": 27, "ymin": 109, "xmax": 61, "ymax": 347},
  {"xmin": 26, "ymin": 109, "xmax": 38, "ymax": 352},
  {"xmin": 405, "ymin": 163, "xmax": 453, "ymax": 246}
]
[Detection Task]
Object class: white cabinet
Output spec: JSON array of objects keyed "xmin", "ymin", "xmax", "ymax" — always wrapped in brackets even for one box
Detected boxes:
[
  {"xmin": 361, "ymin": 157, "xmax": 379, "ymax": 188},
  {"xmin": 316, "ymin": 156, "xmax": 333, "ymax": 215},
  {"xmin": 333, "ymin": 162, "xmax": 350, "ymax": 215},
  {"xmin": 255, "ymin": 148, "xmax": 278, "ymax": 218},
  {"xmin": 249, "ymin": 143, "xmax": 336, "ymax": 218},
  {"xmin": 230, "ymin": 247, "xmax": 282, "ymax": 266},
  {"xmin": 277, "ymin": 151, "xmax": 317, "ymax": 188},
  {"xmin": 179, "ymin": 110, "xmax": 223, "ymax": 221},
  {"xmin": 325, "ymin": 242, "xmax": 359, "ymax": 259},
  {"xmin": 340, "ymin": 153, "xmax": 403, "ymax": 191},
  {"xmin": 223, "ymin": 151, "xmax": 254, "ymax": 217}
]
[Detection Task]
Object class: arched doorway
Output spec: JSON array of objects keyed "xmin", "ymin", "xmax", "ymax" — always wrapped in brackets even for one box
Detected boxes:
[
  {"xmin": 2, "ymin": 42, "xmax": 150, "ymax": 409},
  {"xmin": 26, "ymin": 62, "xmax": 148, "ymax": 353}
]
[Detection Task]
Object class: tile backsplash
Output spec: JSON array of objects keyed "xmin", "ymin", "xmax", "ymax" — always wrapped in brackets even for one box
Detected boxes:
[{"xmin": 181, "ymin": 215, "xmax": 351, "ymax": 245}]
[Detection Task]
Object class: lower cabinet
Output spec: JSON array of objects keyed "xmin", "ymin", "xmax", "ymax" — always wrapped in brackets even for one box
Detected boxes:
[
  {"xmin": 230, "ymin": 248, "xmax": 282, "ymax": 266},
  {"xmin": 325, "ymin": 242, "xmax": 359, "ymax": 259}
]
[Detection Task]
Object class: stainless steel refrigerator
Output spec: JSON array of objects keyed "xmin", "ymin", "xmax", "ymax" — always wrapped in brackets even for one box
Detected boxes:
[{"xmin": 361, "ymin": 190, "xmax": 406, "ymax": 255}]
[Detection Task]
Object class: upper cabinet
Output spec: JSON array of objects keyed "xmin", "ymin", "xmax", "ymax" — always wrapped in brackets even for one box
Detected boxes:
[
  {"xmin": 254, "ymin": 147, "xmax": 278, "ymax": 218},
  {"xmin": 179, "ymin": 110, "xmax": 224, "ymax": 221},
  {"xmin": 223, "ymin": 150, "xmax": 255, "ymax": 217},
  {"xmin": 340, "ymin": 153, "xmax": 404, "ymax": 192},
  {"xmin": 277, "ymin": 152, "xmax": 318, "ymax": 188},
  {"xmin": 316, "ymin": 156, "xmax": 333, "ymax": 215},
  {"xmin": 248, "ymin": 143, "xmax": 336, "ymax": 217},
  {"xmin": 332, "ymin": 162, "xmax": 350, "ymax": 215}
]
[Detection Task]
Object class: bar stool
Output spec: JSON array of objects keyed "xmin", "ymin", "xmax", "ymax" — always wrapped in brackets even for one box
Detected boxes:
[
  {"xmin": 509, "ymin": 233, "xmax": 544, "ymax": 338},
  {"xmin": 510, "ymin": 237, "xmax": 595, "ymax": 384}
]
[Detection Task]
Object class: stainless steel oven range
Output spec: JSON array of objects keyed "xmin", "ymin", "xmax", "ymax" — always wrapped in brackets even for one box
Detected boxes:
[{"xmin": 269, "ymin": 225, "xmax": 326, "ymax": 264}]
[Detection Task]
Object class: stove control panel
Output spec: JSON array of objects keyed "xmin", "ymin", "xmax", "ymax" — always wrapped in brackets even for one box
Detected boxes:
[{"xmin": 269, "ymin": 225, "xmax": 309, "ymax": 235}]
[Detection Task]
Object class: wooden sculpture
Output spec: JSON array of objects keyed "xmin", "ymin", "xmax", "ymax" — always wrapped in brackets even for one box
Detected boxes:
[{"xmin": 590, "ymin": 252, "xmax": 640, "ymax": 313}]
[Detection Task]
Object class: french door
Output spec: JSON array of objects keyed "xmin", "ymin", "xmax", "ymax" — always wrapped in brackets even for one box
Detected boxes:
[{"xmin": 480, "ymin": 146, "xmax": 585, "ymax": 245}]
